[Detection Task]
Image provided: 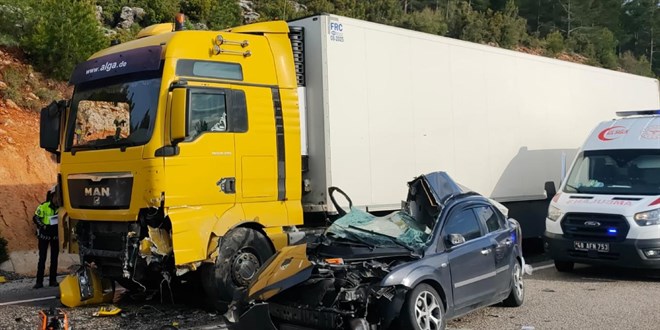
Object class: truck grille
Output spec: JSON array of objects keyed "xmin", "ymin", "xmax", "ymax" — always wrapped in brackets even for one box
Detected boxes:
[
  {"xmin": 68, "ymin": 173, "xmax": 133, "ymax": 209},
  {"xmin": 561, "ymin": 213, "xmax": 629, "ymax": 242}
]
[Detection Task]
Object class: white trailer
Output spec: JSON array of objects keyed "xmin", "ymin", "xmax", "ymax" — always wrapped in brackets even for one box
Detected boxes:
[{"xmin": 290, "ymin": 14, "xmax": 660, "ymax": 238}]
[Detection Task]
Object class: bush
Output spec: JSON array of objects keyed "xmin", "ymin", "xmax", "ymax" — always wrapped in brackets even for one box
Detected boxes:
[
  {"xmin": 544, "ymin": 30, "xmax": 564, "ymax": 56},
  {"xmin": 619, "ymin": 52, "xmax": 655, "ymax": 77},
  {"xmin": 0, "ymin": 66, "xmax": 23, "ymax": 102},
  {"xmin": 0, "ymin": 234, "xmax": 8, "ymax": 264}
]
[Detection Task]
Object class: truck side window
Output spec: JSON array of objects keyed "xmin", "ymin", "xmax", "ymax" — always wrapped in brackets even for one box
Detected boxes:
[
  {"xmin": 475, "ymin": 206, "xmax": 503, "ymax": 233},
  {"xmin": 443, "ymin": 209, "xmax": 482, "ymax": 242},
  {"xmin": 188, "ymin": 91, "xmax": 227, "ymax": 139}
]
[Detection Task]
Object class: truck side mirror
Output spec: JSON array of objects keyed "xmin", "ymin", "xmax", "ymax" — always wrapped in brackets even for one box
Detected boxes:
[
  {"xmin": 40, "ymin": 100, "xmax": 65, "ymax": 155},
  {"xmin": 544, "ymin": 181, "xmax": 557, "ymax": 200},
  {"xmin": 447, "ymin": 233, "xmax": 465, "ymax": 246},
  {"xmin": 170, "ymin": 88, "xmax": 188, "ymax": 142}
]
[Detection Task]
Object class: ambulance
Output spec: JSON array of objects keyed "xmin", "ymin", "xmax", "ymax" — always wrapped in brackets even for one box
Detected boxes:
[{"xmin": 545, "ymin": 110, "xmax": 660, "ymax": 271}]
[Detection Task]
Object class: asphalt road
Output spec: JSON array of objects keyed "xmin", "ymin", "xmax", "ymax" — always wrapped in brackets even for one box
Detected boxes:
[{"xmin": 2, "ymin": 260, "xmax": 660, "ymax": 329}]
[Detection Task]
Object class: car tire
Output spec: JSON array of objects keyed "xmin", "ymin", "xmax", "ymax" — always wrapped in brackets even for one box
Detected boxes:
[
  {"xmin": 502, "ymin": 261, "xmax": 524, "ymax": 307},
  {"xmin": 401, "ymin": 283, "xmax": 446, "ymax": 330},
  {"xmin": 554, "ymin": 260, "xmax": 574, "ymax": 272},
  {"xmin": 201, "ymin": 227, "xmax": 274, "ymax": 312}
]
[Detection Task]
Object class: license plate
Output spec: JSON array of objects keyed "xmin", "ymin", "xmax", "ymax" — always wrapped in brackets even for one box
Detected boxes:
[{"xmin": 574, "ymin": 241, "xmax": 609, "ymax": 252}]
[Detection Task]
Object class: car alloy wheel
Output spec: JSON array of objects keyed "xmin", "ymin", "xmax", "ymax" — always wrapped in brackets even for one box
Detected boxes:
[
  {"xmin": 513, "ymin": 262, "xmax": 523, "ymax": 300},
  {"xmin": 414, "ymin": 290, "xmax": 443, "ymax": 330}
]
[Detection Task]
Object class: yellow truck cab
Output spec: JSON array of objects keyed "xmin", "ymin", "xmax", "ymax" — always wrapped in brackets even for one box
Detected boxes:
[{"xmin": 40, "ymin": 21, "xmax": 304, "ymax": 307}]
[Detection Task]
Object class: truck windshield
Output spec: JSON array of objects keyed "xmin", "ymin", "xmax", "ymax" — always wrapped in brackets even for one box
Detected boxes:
[
  {"xmin": 564, "ymin": 149, "xmax": 660, "ymax": 195},
  {"xmin": 65, "ymin": 73, "xmax": 161, "ymax": 151}
]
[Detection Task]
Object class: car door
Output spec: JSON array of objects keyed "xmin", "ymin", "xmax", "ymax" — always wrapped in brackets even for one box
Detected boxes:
[
  {"xmin": 475, "ymin": 205, "xmax": 515, "ymax": 295},
  {"xmin": 443, "ymin": 207, "xmax": 498, "ymax": 310}
]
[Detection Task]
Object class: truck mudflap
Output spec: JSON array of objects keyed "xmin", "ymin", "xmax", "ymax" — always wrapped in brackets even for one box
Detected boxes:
[
  {"xmin": 224, "ymin": 303, "xmax": 277, "ymax": 330},
  {"xmin": 60, "ymin": 266, "xmax": 114, "ymax": 308}
]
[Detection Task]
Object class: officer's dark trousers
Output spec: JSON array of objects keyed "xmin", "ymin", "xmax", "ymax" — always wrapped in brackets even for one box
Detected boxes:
[{"xmin": 36, "ymin": 238, "xmax": 59, "ymax": 284}]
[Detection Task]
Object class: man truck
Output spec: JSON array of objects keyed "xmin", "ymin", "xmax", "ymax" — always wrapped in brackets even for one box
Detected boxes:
[{"xmin": 39, "ymin": 14, "xmax": 660, "ymax": 307}]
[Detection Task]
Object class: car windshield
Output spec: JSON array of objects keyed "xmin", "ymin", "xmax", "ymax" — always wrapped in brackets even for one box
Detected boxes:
[
  {"xmin": 326, "ymin": 207, "xmax": 432, "ymax": 250},
  {"xmin": 65, "ymin": 73, "xmax": 161, "ymax": 151},
  {"xmin": 564, "ymin": 149, "xmax": 660, "ymax": 195}
]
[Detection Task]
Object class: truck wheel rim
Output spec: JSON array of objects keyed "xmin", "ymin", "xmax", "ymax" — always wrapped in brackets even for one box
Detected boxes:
[
  {"xmin": 513, "ymin": 263, "xmax": 523, "ymax": 299},
  {"xmin": 231, "ymin": 250, "xmax": 260, "ymax": 287},
  {"xmin": 414, "ymin": 291, "xmax": 442, "ymax": 330}
]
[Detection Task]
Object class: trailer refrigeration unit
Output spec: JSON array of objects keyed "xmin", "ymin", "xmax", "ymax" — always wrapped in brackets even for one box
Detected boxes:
[{"xmin": 40, "ymin": 14, "xmax": 660, "ymax": 307}]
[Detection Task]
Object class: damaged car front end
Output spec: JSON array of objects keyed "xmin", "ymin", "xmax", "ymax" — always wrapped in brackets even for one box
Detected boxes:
[{"xmin": 228, "ymin": 172, "xmax": 525, "ymax": 330}]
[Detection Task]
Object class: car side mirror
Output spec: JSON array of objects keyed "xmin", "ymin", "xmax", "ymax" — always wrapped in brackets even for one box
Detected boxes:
[
  {"xmin": 170, "ymin": 88, "xmax": 188, "ymax": 143},
  {"xmin": 447, "ymin": 233, "xmax": 465, "ymax": 246}
]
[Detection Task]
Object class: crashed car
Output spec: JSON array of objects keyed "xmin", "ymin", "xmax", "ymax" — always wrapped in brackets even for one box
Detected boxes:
[{"xmin": 229, "ymin": 172, "xmax": 525, "ymax": 330}]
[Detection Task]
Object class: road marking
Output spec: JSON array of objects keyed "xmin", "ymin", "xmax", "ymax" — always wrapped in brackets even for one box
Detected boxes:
[{"xmin": 0, "ymin": 296, "xmax": 57, "ymax": 306}]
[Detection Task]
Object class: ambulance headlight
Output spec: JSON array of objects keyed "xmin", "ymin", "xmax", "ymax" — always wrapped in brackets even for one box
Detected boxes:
[
  {"xmin": 547, "ymin": 205, "xmax": 563, "ymax": 222},
  {"xmin": 634, "ymin": 208, "xmax": 660, "ymax": 226}
]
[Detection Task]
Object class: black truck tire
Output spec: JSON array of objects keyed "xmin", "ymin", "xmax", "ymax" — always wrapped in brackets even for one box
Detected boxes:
[{"xmin": 201, "ymin": 227, "xmax": 274, "ymax": 312}]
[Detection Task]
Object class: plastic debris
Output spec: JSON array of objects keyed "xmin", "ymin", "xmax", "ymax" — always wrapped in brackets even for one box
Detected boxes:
[
  {"xmin": 0, "ymin": 276, "xmax": 6, "ymax": 283},
  {"xmin": 93, "ymin": 305, "xmax": 122, "ymax": 317}
]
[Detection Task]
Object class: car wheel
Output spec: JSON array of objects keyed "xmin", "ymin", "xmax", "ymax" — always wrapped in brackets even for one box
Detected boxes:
[
  {"xmin": 554, "ymin": 260, "xmax": 574, "ymax": 273},
  {"xmin": 201, "ymin": 227, "xmax": 273, "ymax": 312},
  {"xmin": 401, "ymin": 283, "xmax": 446, "ymax": 330},
  {"xmin": 502, "ymin": 261, "xmax": 524, "ymax": 307}
]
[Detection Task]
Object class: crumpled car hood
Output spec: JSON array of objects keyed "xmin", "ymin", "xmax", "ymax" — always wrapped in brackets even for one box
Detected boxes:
[{"xmin": 247, "ymin": 244, "xmax": 313, "ymax": 301}]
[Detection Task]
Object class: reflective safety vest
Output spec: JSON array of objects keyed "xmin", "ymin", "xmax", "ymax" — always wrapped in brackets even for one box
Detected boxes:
[{"xmin": 35, "ymin": 202, "xmax": 58, "ymax": 225}]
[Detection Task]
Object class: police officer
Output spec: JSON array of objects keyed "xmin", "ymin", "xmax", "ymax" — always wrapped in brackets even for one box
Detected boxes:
[{"xmin": 33, "ymin": 187, "xmax": 59, "ymax": 289}]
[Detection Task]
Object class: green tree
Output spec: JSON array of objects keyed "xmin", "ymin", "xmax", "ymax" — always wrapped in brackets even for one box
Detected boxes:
[
  {"xmin": 207, "ymin": 0, "xmax": 242, "ymax": 29},
  {"xmin": 544, "ymin": 30, "xmax": 564, "ymax": 55},
  {"xmin": 619, "ymin": 51, "xmax": 655, "ymax": 77},
  {"xmin": 488, "ymin": 0, "xmax": 526, "ymax": 48},
  {"xmin": 23, "ymin": 0, "xmax": 107, "ymax": 80},
  {"xmin": 401, "ymin": 7, "xmax": 448, "ymax": 35}
]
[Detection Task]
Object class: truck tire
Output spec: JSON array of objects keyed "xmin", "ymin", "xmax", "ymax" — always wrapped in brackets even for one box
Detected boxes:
[
  {"xmin": 502, "ymin": 261, "xmax": 524, "ymax": 307},
  {"xmin": 201, "ymin": 227, "xmax": 274, "ymax": 312},
  {"xmin": 400, "ymin": 283, "xmax": 446, "ymax": 330},
  {"xmin": 554, "ymin": 260, "xmax": 574, "ymax": 273}
]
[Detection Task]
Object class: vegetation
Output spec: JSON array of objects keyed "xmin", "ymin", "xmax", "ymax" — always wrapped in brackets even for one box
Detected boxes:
[
  {"xmin": 0, "ymin": 234, "xmax": 7, "ymax": 264},
  {"xmin": 0, "ymin": 0, "xmax": 658, "ymax": 81}
]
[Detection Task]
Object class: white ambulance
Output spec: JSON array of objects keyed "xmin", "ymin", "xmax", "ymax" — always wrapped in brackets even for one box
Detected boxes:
[{"xmin": 545, "ymin": 110, "xmax": 660, "ymax": 271}]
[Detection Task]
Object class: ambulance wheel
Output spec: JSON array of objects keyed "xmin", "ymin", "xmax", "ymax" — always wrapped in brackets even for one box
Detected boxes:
[{"xmin": 201, "ymin": 227, "xmax": 273, "ymax": 312}]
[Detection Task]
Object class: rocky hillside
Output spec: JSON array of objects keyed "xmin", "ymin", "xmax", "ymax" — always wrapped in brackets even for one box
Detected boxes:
[{"xmin": 0, "ymin": 47, "xmax": 70, "ymax": 251}]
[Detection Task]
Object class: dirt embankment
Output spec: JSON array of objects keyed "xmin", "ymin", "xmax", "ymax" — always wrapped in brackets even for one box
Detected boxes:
[{"xmin": 0, "ymin": 47, "xmax": 71, "ymax": 252}]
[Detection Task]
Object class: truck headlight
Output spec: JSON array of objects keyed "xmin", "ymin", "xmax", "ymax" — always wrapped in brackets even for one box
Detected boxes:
[
  {"xmin": 634, "ymin": 209, "xmax": 660, "ymax": 226},
  {"xmin": 547, "ymin": 205, "xmax": 563, "ymax": 222}
]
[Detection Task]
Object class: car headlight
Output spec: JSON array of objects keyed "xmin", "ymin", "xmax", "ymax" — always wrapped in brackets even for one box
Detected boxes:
[
  {"xmin": 547, "ymin": 205, "xmax": 563, "ymax": 222},
  {"xmin": 634, "ymin": 209, "xmax": 660, "ymax": 226}
]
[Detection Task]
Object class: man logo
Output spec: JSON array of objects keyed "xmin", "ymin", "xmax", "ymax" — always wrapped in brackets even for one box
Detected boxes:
[
  {"xmin": 584, "ymin": 221, "xmax": 601, "ymax": 227},
  {"xmin": 93, "ymin": 196, "xmax": 101, "ymax": 206},
  {"xmin": 84, "ymin": 187, "xmax": 110, "ymax": 197}
]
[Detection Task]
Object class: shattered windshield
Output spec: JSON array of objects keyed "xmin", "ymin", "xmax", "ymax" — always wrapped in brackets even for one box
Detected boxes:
[
  {"xmin": 564, "ymin": 149, "xmax": 660, "ymax": 195},
  {"xmin": 65, "ymin": 72, "xmax": 161, "ymax": 151},
  {"xmin": 326, "ymin": 208, "xmax": 432, "ymax": 250}
]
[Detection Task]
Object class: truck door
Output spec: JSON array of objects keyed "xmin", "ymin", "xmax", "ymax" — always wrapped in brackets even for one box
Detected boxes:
[
  {"xmin": 165, "ymin": 85, "xmax": 236, "ymax": 208},
  {"xmin": 443, "ymin": 207, "xmax": 497, "ymax": 311}
]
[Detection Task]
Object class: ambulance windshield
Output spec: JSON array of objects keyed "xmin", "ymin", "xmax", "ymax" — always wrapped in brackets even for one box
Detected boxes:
[{"xmin": 564, "ymin": 149, "xmax": 660, "ymax": 195}]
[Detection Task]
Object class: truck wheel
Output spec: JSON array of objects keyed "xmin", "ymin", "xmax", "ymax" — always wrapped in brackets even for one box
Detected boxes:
[
  {"xmin": 554, "ymin": 260, "xmax": 574, "ymax": 272},
  {"xmin": 502, "ymin": 261, "xmax": 524, "ymax": 307},
  {"xmin": 201, "ymin": 227, "xmax": 273, "ymax": 312},
  {"xmin": 400, "ymin": 283, "xmax": 446, "ymax": 330}
]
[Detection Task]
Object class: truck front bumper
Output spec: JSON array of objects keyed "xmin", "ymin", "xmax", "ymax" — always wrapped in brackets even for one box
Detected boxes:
[{"xmin": 544, "ymin": 232, "xmax": 660, "ymax": 269}]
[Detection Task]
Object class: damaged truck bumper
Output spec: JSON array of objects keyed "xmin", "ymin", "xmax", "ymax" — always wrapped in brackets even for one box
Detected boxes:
[{"xmin": 60, "ymin": 266, "xmax": 114, "ymax": 308}]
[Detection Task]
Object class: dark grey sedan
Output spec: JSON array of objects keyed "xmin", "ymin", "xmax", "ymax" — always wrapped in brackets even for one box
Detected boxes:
[{"xmin": 228, "ymin": 172, "xmax": 525, "ymax": 330}]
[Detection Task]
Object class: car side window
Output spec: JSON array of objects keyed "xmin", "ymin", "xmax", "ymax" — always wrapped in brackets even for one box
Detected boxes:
[
  {"xmin": 476, "ymin": 206, "xmax": 503, "ymax": 233},
  {"xmin": 443, "ymin": 209, "xmax": 482, "ymax": 242}
]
